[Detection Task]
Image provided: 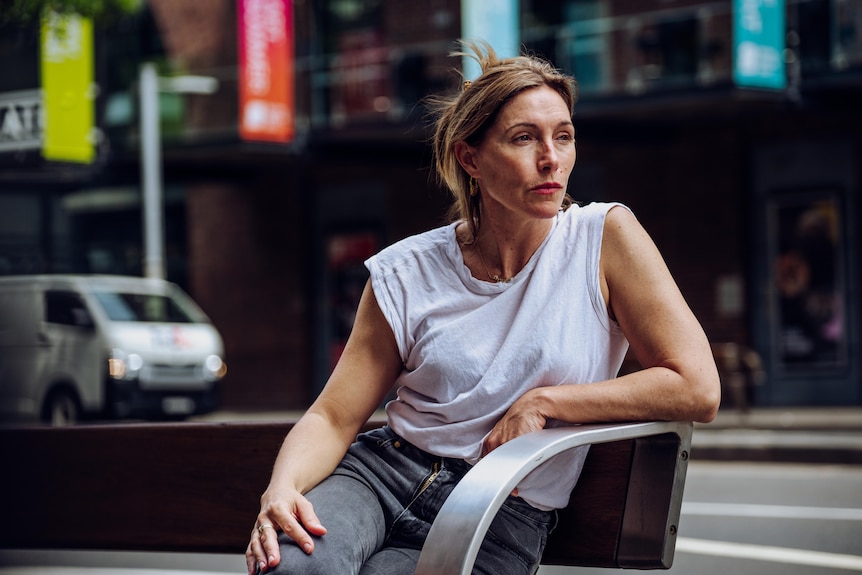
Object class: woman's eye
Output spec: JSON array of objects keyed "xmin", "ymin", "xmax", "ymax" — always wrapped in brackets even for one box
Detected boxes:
[{"xmin": 514, "ymin": 134, "xmax": 531, "ymax": 142}]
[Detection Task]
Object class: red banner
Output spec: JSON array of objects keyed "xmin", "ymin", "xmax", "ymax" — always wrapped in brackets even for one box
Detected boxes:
[{"xmin": 238, "ymin": 0, "xmax": 294, "ymax": 142}]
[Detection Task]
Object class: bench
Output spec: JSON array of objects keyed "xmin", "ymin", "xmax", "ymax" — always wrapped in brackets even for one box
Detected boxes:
[{"xmin": 0, "ymin": 419, "xmax": 693, "ymax": 573}]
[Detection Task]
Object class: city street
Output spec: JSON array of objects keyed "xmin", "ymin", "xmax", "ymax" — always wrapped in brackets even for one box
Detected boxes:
[
  {"xmin": 542, "ymin": 460, "xmax": 862, "ymax": 575},
  {"xmin": 1, "ymin": 1, "xmax": 860, "ymax": 573},
  {"xmin": 2, "ymin": 459, "xmax": 860, "ymax": 574}
]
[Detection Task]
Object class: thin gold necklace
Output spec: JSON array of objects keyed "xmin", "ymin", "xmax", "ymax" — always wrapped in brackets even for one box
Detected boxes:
[{"xmin": 475, "ymin": 241, "xmax": 511, "ymax": 283}]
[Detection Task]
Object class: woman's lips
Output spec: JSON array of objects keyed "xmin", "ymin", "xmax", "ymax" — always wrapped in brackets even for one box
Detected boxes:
[{"xmin": 531, "ymin": 183, "xmax": 562, "ymax": 194}]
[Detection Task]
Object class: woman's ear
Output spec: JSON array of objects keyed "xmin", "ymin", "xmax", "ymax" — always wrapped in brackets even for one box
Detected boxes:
[{"xmin": 454, "ymin": 141, "xmax": 479, "ymax": 178}]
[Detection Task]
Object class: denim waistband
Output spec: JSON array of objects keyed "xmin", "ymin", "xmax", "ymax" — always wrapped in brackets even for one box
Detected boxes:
[
  {"xmin": 355, "ymin": 425, "xmax": 553, "ymax": 522},
  {"xmin": 363, "ymin": 425, "xmax": 475, "ymax": 476}
]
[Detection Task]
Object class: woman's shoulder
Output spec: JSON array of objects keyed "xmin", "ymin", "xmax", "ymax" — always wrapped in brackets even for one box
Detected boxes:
[
  {"xmin": 567, "ymin": 201, "xmax": 630, "ymax": 218},
  {"xmin": 368, "ymin": 222, "xmax": 457, "ymax": 274},
  {"xmin": 559, "ymin": 201, "xmax": 632, "ymax": 235}
]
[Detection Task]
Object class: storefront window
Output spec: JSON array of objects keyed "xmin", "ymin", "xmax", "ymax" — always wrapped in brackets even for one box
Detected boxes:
[
  {"xmin": 315, "ymin": 0, "xmax": 457, "ymax": 129},
  {"xmin": 522, "ymin": 0, "xmax": 723, "ymax": 98},
  {"xmin": 769, "ymin": 191, "xmax": 849, "ymax": 373},
  {"xmin": 321, "ymin": 0, "xmax": 390, "ymax": 126},
  {"xmin": 831, "ymin": 0, "xmax": 862, "ymax": 70},
  {"xmin": 557, "ymin": 1, "xmax": 609, "ymax": 94}
]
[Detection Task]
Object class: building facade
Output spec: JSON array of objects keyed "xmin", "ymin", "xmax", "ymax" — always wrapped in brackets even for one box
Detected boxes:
[{"xmin": 1, "ymin": 0, "xmax": 860, "ymax": 410}]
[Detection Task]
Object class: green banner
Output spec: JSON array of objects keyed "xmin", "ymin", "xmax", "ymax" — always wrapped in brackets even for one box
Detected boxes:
[{"xmin": 40, "ymin": 12, "xmax": 95, "ymax": 163}]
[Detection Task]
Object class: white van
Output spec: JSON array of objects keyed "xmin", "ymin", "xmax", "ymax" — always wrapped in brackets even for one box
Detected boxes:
[{"xmin": 0, "ymin": 275, "xmax": 226, "ymax": 425}]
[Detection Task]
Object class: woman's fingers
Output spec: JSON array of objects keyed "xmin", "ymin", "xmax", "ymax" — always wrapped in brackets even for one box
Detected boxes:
[
  {"xmin": 273, "ymin": 502, "xmax": 325, "ymax": 555},
  {"xmin": 257, "ymin": 523, "xmax": 279, "ymax": 570},
  {"xmin": 296, "ymin": 496, "xmax": 328, "ymax": 538},
  {"xmin": 245, "ymin": 524, "xmax": 268, "ymax": 574},
  {"xmin": 246, "ymin": 518, "xmax": 283, "ymax": 573},
  {"xmin": 245, "ymin": 495, "xmax": 328, "ymax": 573}
]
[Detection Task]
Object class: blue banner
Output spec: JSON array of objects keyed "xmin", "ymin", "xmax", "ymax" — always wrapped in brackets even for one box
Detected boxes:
[
  {"xmin": 460, "ymin": 0, "xmax": 519, "ymax": 80},
  {"xmin": 733, "ymin": 0, "xmax": 786, "ymax": 89}
]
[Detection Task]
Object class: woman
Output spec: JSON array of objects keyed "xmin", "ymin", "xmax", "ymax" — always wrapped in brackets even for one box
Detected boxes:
[{"xmin": 246, "ymin": 42, "xmax": 720, "ymax": 575}]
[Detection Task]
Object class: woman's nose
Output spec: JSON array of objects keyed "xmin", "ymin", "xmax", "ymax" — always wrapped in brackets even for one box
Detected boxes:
[{"xmin": 538, "ymin": 140, "xmax": 559, "ymax": 171}]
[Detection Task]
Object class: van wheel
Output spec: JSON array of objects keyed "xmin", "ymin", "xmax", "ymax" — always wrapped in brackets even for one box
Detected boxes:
[{"xmin": 42, "ymin": 390, "xmax": 80, "ymax": 426}]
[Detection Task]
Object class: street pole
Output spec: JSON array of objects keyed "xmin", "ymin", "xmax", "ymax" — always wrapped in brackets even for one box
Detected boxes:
[{"xmin": 139, "ymin": 61, "xmax": 165, "ymax": 280}]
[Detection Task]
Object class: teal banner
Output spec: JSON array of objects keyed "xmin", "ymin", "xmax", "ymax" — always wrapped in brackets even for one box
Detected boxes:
[{"xmin": 733, "ymin": 0, "xmax": 786, "ymax": 89}]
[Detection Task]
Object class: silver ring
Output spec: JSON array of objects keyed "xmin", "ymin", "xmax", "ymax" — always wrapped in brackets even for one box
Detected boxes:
[{"xmin": 258, "ymin": 523, "xmax": 274, "ymax": 535}]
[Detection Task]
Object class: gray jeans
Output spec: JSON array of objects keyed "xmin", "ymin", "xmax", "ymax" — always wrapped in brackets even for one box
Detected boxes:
[{"xmin": 261, "ymin": 426, "xmax": 552, "ymax": 575}]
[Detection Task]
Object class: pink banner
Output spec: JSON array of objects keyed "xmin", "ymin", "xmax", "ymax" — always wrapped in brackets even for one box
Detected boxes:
[{"xmin": 238, "ymin": 0, "xmax": 294, "ymax": 142}]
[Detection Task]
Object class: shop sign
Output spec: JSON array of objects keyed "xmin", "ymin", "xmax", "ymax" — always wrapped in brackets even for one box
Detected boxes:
[
  {"xmin": 40, "ymin": 11, "xmax": 96, "ymax": 163},
  {"xmin": 733, "ymin": 0, "xmax": 786, "ymax": 89},
  {"xmin": 0, "ymin": 90, "xmax": 42, "ymax": 153},
  {"xmin": 238, "ymin": 0, "xmax": 294, "ymax": 143}
]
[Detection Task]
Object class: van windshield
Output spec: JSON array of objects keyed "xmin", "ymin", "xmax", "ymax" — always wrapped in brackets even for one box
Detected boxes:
[{"xmin": 92, "ymin": 292, "xmax": 201, "ymax": 323}]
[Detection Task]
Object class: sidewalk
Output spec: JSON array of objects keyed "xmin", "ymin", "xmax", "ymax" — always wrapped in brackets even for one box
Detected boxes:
[
  {"xmin": 194, "ymin": 406, "xmax": 862, "ymax": 465},
  {"xmin": 692, "ymin": 407, "xmax": 862, "ymax": 464}
]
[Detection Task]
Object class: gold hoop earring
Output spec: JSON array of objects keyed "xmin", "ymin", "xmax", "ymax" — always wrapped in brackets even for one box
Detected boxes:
[{"xmin": 469, "ymin": 177, "xmax": 479, "ymax": 197}]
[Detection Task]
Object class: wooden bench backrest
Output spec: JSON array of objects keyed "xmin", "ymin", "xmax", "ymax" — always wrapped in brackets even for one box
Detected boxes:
[
  {"xmin": 0, "ymin": 421, "xmax": 685, "ymax": 568},
  {"xmin": 544, "ymin": 431, "xmax": 686, "ymax": 568}
]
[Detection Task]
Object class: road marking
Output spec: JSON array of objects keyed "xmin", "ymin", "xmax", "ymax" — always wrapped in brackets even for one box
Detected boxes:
[
  {"xmin": 677, "ymin": 537, "xmax": 862, "ymax": 571},
  {"xmin": 683, "ymin": 502, "xmax": 862, "ymax": 521}
]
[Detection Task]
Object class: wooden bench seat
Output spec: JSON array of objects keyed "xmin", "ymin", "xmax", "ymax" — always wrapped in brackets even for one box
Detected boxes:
[{"xmin": 0, "ymin": 419, "xmax": 692, "ymax": 572}]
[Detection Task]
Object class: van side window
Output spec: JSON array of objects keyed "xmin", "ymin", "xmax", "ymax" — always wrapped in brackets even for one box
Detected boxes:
[
  {"xmin": 92, "ymin": 292, "xmax": 196, "ymax": 323},
  {"xmin": 45, "ymin": 291, "xmax": 94, "ymax": 328}
]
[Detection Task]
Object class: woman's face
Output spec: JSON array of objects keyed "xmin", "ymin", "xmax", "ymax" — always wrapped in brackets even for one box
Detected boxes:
[{"xmin": 461, "ymin": 85, "xmax": 576, "ymax": 226}]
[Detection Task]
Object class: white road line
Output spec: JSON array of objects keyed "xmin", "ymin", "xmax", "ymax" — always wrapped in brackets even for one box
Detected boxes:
[
  {"xmin": 677, "ymin": 537, "xmax": 862, "ymax": 571},
  {"xmin": 682, "ymin": 502, "xmax": 862, "ymax": 521}
]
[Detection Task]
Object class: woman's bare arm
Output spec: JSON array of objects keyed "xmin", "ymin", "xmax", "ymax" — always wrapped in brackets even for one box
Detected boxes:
[
  {"xmin": 247, "ymin": 280, "xmax": 402, "ymax": 573},
  {"xmin": 483, "ymin": 206, "xmax": 720, "ymax": 453}
]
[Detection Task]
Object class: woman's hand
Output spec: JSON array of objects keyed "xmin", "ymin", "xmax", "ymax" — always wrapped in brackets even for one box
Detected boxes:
[
  {"xmin": 245, "ymin": 487, "xmax": 327, "ymax": 574},
  {"xmin": 481, "ymin": 388, "xmax": 548, "ymax": 457}
]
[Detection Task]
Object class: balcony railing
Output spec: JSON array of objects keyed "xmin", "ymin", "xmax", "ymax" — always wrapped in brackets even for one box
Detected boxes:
[
  {"xmin": 105, "ymin": 0, "xmax": 862, "ymax": 151},
  {"xmin": 301, "ymin": 0, "xmax": 862, "ymax": 131}
]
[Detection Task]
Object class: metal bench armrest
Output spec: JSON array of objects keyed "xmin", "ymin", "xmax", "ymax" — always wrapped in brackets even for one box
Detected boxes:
[{"xmin": 415, "ymin": 421, "xmax": 694, "ymax": 575}]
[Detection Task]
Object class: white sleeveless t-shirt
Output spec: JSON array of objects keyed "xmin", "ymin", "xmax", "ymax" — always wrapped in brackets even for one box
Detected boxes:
[{"xmin": 365, "ymin": 202, "xmax": 630, "ymax": 510}]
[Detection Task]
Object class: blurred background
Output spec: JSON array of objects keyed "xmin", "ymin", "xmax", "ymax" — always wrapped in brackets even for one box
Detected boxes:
[{"xmin": 0, "ymin": 0, "xmax": 860, "ymax": 415}]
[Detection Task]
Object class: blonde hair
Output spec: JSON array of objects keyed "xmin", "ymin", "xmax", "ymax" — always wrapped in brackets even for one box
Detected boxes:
[{"xmin": 429, "ymin": 41, "xmax": 577, "ymax": 238}]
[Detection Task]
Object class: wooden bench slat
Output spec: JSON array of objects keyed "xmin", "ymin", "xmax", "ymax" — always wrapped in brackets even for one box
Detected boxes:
[
  {"xmin": 541, "ymin": 440, "xmax": 634, "ymax": 566},
  {"xmin": 0, "ymin": 420, "xmax": 690, "ymax": 570},
  {"xmin": 1, "ymin": 422, "xmax": 285, "ymax": 552}
]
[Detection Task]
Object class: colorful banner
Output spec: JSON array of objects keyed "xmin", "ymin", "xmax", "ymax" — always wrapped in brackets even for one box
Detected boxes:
[
  {"xmin": 40, "ymin": 11, "xmax": 95, "ymax": 163},
  {"xmin": 733, "ymin": 0, "xmax": 786, "ymax": 89},
  {"xmin": 238, "ymin": 0, "xmax": 294, "ymax": 143}
]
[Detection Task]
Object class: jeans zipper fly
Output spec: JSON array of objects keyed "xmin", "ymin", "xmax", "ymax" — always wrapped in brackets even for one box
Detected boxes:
[{"xmin": 418, "ymin": 461, "xmax": 441, "ymax": 495}]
